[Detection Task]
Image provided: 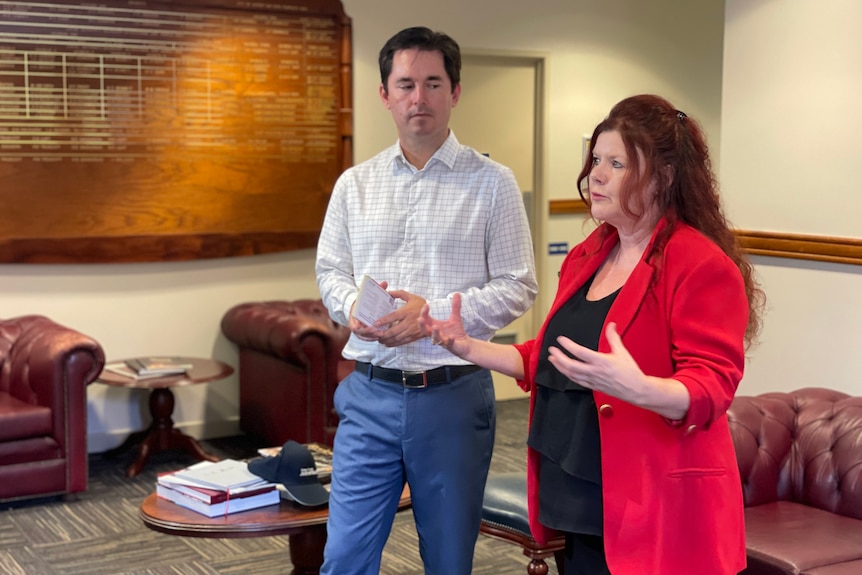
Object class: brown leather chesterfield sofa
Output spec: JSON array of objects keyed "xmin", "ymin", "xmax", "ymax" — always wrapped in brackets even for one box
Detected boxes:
[
  {"xmin": 221, "ymin": 299, "xmax": 353, "ymax": 448},
  {"xmin": 0, "ymin": 315, "xmax": 105, "ymax": 503},
  {"xmin": 728, "ymin": 387, "xmax": 862, "ymax": 575}
]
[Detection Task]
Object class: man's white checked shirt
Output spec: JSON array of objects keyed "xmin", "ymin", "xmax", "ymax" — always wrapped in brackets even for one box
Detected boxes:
[{"xmin": 316, "ymin": 132, "xmax": 537, "ymax": 371}]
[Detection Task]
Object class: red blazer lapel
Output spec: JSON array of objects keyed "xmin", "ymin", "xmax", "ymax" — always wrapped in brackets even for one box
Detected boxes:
[
  {"xmin": 604, "ymin": 220, "xmax": 669, "ymax": 346},
  {"xmin": 550, "ymin": 226, "xmax": 614, "ymax": 319}
]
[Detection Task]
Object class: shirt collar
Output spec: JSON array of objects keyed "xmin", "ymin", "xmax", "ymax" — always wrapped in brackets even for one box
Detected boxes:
[{"xmin": 388, "ymin": 131, "xmax": 460, "ymax": 172}]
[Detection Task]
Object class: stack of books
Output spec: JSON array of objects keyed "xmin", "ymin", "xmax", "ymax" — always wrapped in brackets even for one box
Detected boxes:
[
  {"xmin": 156, "ymin": 459, "xmax": 279, "ymax": 517},
  {"xmin": 104, "ymin": 357, "xmax": 194, "ymax": 379},
  {"xmin": 125, "ymin": 357, "xmax": 193, "ymax": 377}
]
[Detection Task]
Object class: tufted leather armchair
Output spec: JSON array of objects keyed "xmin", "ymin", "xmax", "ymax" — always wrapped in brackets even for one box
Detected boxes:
[
  {"xmin": 220, "ymin": 299, "xmax": 353, "ymax": 448},
  {"xmin": 728, "ymin": 387, "xmax": 862, "ymax": 575},
  {"xmin": 0, "ymin": 315, "xmax": 105, "ymax": 503}
]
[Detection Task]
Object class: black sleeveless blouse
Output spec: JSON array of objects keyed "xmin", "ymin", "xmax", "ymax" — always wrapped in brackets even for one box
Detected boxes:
[{"xmin": 527, "ymin": 274, "xmax": 619, "ymax": 535}]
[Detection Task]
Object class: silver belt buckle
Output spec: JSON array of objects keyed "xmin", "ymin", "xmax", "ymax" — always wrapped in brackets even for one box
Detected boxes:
[{"xmin": 402, "ymin": 370, "xmax": 428, "ymax": 388}]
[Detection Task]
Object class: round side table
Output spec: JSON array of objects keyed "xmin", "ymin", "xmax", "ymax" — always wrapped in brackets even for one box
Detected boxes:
[{"xmin": 98, "ymin": 357, "xmax": 234, "ymax": 477}]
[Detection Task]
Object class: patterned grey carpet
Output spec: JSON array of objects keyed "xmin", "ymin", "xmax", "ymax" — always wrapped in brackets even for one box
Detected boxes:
[{"xmin": 0, "ymin": 398, "xmax": 558, "ymax": 575}]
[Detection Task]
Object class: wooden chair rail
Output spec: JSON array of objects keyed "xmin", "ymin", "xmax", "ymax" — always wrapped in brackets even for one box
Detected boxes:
[
  {"xmin": 548, "ymin": 199, "xmax": 862, "ymax": 266},
  {"xmin": 734, "ymin": 230, "xmax": 862, "ymax": 266}
]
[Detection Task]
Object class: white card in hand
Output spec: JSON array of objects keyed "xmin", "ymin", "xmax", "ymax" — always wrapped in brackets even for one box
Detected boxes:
[{"xmin": 353, "ymin": 275, "xmax": 396, "ymax": 328}]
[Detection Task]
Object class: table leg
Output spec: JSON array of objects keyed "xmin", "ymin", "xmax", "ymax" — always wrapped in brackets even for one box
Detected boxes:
[
  {"xmin": 123, "ymin": 387, "xmax": 219, "ymax": 477},
  {"xmin": 102, "ymin": 427, "xmax": 150, "ymax": 460},
  {"xmin": 288, "ymin": 526, "xmax": 327, "ymax": 575}
]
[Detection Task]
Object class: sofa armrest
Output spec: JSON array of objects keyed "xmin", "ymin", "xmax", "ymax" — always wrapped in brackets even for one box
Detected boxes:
[
  {"xmin": 1, "ymin": 315, "xmax": 105, "ymax": 411},
  {"xmin": 221, "ymin": 300, "xmax": 350, "ymax": 367},
  {"xmin": 728, "ymin": 395, "xmax": 797, "ymax": 507},
  {"xmin": 0, "ymin": 315, "xmax": 104, "ymax": 489}
]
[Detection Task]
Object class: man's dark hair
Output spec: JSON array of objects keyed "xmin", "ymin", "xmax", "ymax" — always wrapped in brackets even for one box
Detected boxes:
[{"xmin": 378, "ymin": 26, "xmax": 461, "ymax": 94}]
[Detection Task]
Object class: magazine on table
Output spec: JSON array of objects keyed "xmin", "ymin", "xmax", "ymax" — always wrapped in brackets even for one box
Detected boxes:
[
  {"xmin": 124, "ymin": 356, "xmax": 194, "ymax": 376},
  {"xmin": 103, "ymin": 363, "xmax": 167, "ymax": 380}
]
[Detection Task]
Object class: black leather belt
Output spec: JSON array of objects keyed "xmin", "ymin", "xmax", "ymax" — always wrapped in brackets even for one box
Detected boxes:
[{"xmin": 355, "ymin": 361, "xmax": 482, "ymax": 389}]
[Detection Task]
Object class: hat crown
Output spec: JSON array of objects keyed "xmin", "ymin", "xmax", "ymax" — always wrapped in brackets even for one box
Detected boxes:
[{"xmin": 247, "ymin": 439, "xmax": 329, "ymax": 507}]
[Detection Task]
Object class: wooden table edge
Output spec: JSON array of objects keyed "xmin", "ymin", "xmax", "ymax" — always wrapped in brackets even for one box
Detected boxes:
[{"xmin": 140, "ymin": 486, "xmax": 412, "ymax": 539}]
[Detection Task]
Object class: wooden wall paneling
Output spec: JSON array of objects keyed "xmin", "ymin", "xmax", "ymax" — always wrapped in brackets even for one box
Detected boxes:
[{"xmin": 0, "ymin": 0, "xmax": 352, "ymax": 263}]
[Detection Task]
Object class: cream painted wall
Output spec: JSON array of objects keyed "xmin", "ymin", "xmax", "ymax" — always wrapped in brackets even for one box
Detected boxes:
[
  {"xmin": 0, "ymin": 0, "xmax": 725, "ymax": 451},
  {"xmin": 0, "ymin": 251, "xmax": 320, "ymax": 451},
  {"xmin": 721, "ymin": 0, "xmax": 862, "ymax": 395},
  {"xmin": 722, "ymin": 0, "xmax": 862, "ymax": 237},
  {"xmin": 340, "ymin": 0, "xmax": 725, "ymax": 319}
]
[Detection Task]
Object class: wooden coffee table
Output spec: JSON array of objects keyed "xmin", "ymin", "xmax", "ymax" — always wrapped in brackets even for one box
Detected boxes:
[
  {"xmin": 140, "ymin": 486, "xmax": 411, "ymax": 575},
  {"xmin": 98, "ymin": 357, "xmax": 234, "ymax": 477}
]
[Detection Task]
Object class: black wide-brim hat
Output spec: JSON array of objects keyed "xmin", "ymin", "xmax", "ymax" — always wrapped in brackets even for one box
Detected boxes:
[{"xmin": 247, "ymin": 440, "xmax": 329, "ymax": 507}]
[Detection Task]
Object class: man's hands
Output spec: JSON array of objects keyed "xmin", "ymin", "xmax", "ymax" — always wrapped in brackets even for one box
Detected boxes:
[
  {"xmin": 374, "ymin": 289, "xmax": 428, "ymax": 346},
  {"xmin": 349, "ymin": 281, "xmax": 428, "ymax": 347}
]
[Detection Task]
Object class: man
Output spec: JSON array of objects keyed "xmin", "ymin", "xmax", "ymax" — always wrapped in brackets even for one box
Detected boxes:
[{"xmin": 315, "ymin": 26, "xmax": 537, "ymax": 575}]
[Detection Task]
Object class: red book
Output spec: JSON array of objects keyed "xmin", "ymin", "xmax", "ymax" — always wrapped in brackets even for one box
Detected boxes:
[
  {"xmin": 157, "ymin": 469, "xmax": 275, "ymax": 504},
  {"xmin": 156, "ymin": 484, "xmax": 280, "ymax": 517}
]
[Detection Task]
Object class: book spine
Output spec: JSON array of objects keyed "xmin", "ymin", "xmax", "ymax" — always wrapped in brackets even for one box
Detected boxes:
[
  {"xmin": 156, "ymin": 478, "xmax": 275, "ymax": 504},
  {"xmin": 157, "ymin": 485, "xmax": 279, "ymax": 517},
  {"xmin": 157, "ymin": 485, "xmax": 223, "ymax": 517},
  {"xmin": 161, "ymin": 483, "xmax": 225, "ymax": 504}
]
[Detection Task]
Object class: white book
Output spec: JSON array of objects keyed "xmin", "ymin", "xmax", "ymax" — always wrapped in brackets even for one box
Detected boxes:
[
  {"xmin": 156, "ymin": 484, "xmax": 279, "ymax": 517},
  {"xmin": 353, "ymin": 275, "xmax": 396, "ymax": 328},
  {"xmin": 171, "ymin": 459, "xmax": 266, "ymax": 491}
]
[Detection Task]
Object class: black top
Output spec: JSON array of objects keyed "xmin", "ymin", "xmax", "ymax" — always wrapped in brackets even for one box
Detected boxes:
[{"xmin": 527, "ymin": 274, "xmax": 619, "ymax": 535}]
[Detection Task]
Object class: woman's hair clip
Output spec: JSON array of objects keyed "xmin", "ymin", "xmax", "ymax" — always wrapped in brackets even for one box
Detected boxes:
[{"xmin": 676, "ymin": 110, "xmax": 687, "ymax": 121}]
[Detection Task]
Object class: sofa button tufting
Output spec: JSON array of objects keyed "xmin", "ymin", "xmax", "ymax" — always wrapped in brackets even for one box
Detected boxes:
[
  {"xmin": 0, "ymin": 315, "xmax": 105, "ymax": 503},
  {"xmin": 598, "ymin": 404, "xmax": 614, "ymax": 418},
  {"xmin": 727, "ymin": 388, "xmax": 862, "ymax": 573}
]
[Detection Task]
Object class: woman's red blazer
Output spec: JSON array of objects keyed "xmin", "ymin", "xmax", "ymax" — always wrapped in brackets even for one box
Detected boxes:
[{"xmin": 514, "ymin": 219, "xmax": 748, "ymax": 575}]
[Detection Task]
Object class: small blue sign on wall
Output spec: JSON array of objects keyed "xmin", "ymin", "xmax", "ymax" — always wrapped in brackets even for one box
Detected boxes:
[{"xmin": 548, "ymin": 242, "xmax": 569, "ymax": 255}]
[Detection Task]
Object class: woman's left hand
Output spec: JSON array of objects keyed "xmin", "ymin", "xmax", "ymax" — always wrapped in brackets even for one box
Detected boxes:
[
  {"xmin": 548, "ymin": 322, "xmax": 647, "ymax": 403},
  {"xmin": 550, "ymin": 322, "xmax": 691, "ymax": 419}
]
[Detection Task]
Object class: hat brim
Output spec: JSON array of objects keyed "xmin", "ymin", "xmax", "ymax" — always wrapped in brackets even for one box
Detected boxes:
[{"xmin": 281, "ymin": 483, "xmax": 329, "ymax": 507}]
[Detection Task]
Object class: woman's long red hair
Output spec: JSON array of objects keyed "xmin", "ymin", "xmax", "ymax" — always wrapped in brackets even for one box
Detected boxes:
[{"xmin": 577, "ymin": 94, "xmax": 764, "ymax": 349}]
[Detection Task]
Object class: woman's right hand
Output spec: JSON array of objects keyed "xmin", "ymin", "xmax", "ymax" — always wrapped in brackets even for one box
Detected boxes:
[{"xmin": 418, "ymin": 293, "xmax": 472, "ymax": 359}]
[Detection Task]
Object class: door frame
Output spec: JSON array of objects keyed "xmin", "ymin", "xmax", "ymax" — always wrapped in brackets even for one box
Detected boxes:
[
  {"xmin": 455, "ymin": 52, "xmax": 547, "ymax": 400},
  {"xmin": 459, "ymin": 51, "xmax": 547, "ymax": 336}
]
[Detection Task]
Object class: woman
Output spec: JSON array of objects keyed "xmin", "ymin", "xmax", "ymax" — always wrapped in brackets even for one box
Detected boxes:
[{"xmin": 419, "ymin": 94, "xmax": 764, "ymax": 574}]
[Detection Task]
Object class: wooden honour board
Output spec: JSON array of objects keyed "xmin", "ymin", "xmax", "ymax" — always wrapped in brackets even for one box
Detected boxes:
[{"xmin": 0, "ymin": 0, "xmax": 352, "ymax": 262}]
